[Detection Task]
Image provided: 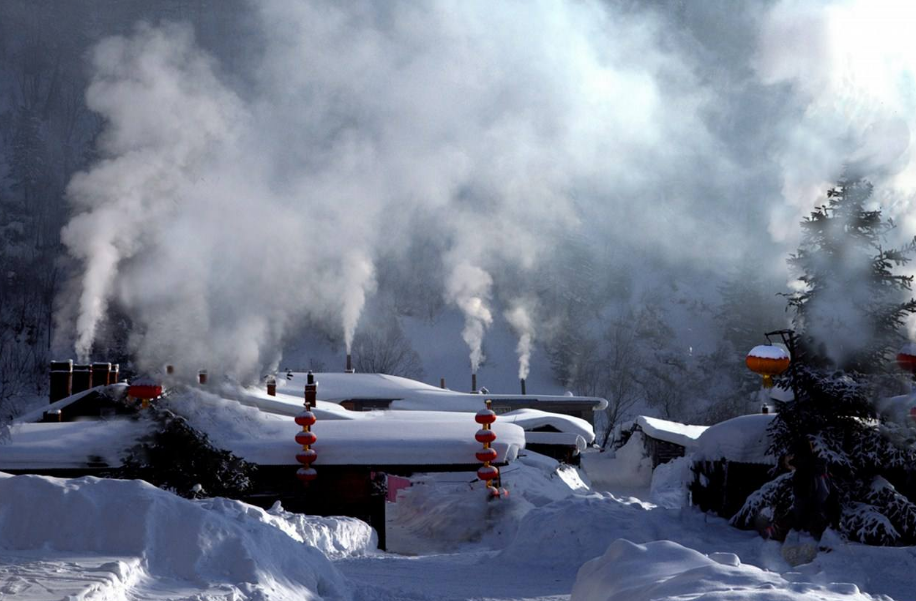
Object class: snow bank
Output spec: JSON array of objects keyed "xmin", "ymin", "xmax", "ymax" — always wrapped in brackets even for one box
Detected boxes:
[
  {"xmin": 199, "ymin": 498, "xmax": 377, "ymax": 558},
  {"xmin": 386, "ymin": 451, "xmax": 588, "ymax": 554},
  {"xmin": 635, "ymin": 415, "xmax": 707, "ymax": 449},
  {"xmin": 580, "ymin": 431, "xmax": 653, "ymax": 491},
  {"xmin": 694, "ymin": 413, "xmax": 777, "ymax": 465},
  {"xmin": 649, "ymin": 455, "xmax": 692, "ymax": 509},
  {"xmin": 572, "ymin": 539, "xmax": 873, "ymax": 601},
  {"xmin": 0, "ymin": 474, "xmax": 349, "ymax": 600}
]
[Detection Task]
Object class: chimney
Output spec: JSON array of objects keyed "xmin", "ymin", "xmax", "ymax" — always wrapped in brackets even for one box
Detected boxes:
[
  {"xmin": 92, "ymin": 362, "xmax": 112, "ymax": 387},
  {"xmin": 72, "ymin": 364, "xmax": 92, "ymax": 394},
  {"xmin": 165, "ymin": 364, "xmax": 174, "ymax": 376},
  {"xmin": 305, "ymin": 371, "xmax": 317, "ymax": 409},
  {"xmin": 761, "ymin": 404, "xmax": 769, "ymax": 414},
  {"xmin": 440, "ymin": 377, "xmax": 446, "ymax": 389},
  {"xmin": 471, "ymin": 372, "xmax": 477, "ymax": 393},
  {"xmin": 109, "ymin": 363, "xmax": 119, "ymax": 384},
  {"xmin": 198, "ymin": 369, "xmax": 208, "ymax": 385},
  {"xmin": 49, "ymin": 360, "xmax": 73, "ymax": 403},
  {"xmin": 266, "ymin": 375, "xmax": 277, "ymax": 397},
  {"xmin": 520, "ymin": 378, "xmax": 526, "ymax": 395},
  {"xmin": 345, "ymin": 353, "xmax": 354, "ymax": 373}
]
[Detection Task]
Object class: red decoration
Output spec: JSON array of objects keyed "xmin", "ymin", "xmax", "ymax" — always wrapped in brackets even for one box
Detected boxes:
[
  {"xmin": 295, "ymin": 373, "xmax": 319, "ymax": 485},
  {"xmin": 477, "ymin": 465, "xmax": 499, "ymax": 481},
  {"xmin": 295, "ymin": 430, "xmax": 317, "ymax": 446},
  {"xmin": 295, "ymin": 411, "xmax": 317, "ymax": 427},
  {"xmin": 128, "ymin": 384, "xmax": 162, "ymax": 400},
  {"xmin": 296, "ymin": 449, "xmax": 318, "ymax": 464},
  {"xmin": 475, "ymin": 429, "xmax": 497, "ymax": 444},
  {"xmin": 475, "ymin": 409, "xmax": 497, "ymax": 424},
  {"xmin": 296, "ymin": 467, "xmax": 318, "ymax": 482},
  {"xmin": 476, "ymin": 448, "xmax": 498, "ymax": 463},
  {"xmin": 898, "ymin": 347, "xmax": 916, "ymax": 374},
  {"xmin": 909, "ymin": 406, "xmax": 916, "ymax": 422}
]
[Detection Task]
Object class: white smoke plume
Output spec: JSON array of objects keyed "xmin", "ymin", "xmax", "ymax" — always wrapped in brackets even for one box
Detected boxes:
[
  {"xmin": 445, "ymin": 263, "xmax": 493, "ymax": 373},
  {"xmin": 505, "ymin": 299, "xmax": 536, "ymax": 381},
  {"xmin": 56, "ymin": 1, "xmax": 916, "ymax": 382}
]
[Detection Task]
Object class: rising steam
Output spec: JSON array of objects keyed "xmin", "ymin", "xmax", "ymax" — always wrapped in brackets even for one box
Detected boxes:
[
  {"xmin": 505, "ymin": 300, "xmax": 536, "ymax": 381},
  {"xmin": 57, "ymin": 1, "xmax": 916, "ymax": 381},
  {"xmin": 446, "ymin": 263, "xmax": 493, "ymax": 373}
]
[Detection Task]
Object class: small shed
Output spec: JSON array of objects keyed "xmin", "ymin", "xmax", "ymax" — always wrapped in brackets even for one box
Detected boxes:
[
  {"xmin": 689, "ymin": 413, "xmax": 777, "ymax": 519},
  {"xmin": 623, "ymin": 416, "xmax": 707, "ymax": 468}
]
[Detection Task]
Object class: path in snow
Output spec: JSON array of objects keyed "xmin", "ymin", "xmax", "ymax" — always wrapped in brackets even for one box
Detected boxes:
[{"xmin": 337, "ymin": 551, "xmax": 573, "ymax": 601}]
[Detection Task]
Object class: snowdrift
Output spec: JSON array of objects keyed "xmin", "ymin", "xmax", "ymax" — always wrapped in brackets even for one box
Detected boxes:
[
  {"xmin": 572, "ymin": 539, "xmax": 873, "ymax": 601},
  {"xmin": 0, "ymin": 474, "xmax": 351, "ymax": 600}
]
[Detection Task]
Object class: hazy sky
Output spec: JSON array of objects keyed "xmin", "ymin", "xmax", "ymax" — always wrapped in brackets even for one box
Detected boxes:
[{"xmin": 56, "ymin": 0, "xmax": 916, "ymax": 381}]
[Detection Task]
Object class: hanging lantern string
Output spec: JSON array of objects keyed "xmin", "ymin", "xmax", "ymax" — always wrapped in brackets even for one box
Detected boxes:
[
  {"xmin": 295, "ymin": 372, "xmax": 318, "ymax": 484},
  {"xmin": 475, "ymin": 399, "xmax": 500, "ymax": 498}
]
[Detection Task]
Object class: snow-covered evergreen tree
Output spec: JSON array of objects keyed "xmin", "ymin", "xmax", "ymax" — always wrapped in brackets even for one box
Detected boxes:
[{"xmin": 735, "ymin": 178, "xmax": 916, "ymax": 545}]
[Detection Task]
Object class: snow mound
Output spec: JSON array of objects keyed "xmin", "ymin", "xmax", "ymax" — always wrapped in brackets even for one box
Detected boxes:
[
  {"xmin": 581, "ymin": 431, "xmax": 653, "ymax": 492},
  {"xmin": 0, "ymin": 474, "xmax": 349, "ymax": 600},
  {"xmin": 386, "ymin": 452, "xmax": 587, "ymax": 554},
  {"xmin": 199, "ymin": 498, "xmax": 377, "ymax": 558},
  {"xmin": 572, "ymin": 539, "xmax": 874, "ymax": 601},
  {"xmin": 649, "ymin": 455, "xmax": 692, "ymax": 509}
]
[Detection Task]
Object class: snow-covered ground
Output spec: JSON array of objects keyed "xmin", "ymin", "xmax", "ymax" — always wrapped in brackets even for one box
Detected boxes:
[{"xmin": 3, "ymin": 393, "xmax": 915, "ymax": 600}]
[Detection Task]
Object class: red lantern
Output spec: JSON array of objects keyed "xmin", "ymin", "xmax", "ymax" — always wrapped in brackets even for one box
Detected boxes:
[
  {"xmin": 477, "ymin": 465, "xmax": 499, "ymax": 481},
  {"xmin": 475, "ymin": 429, "xmax": 497, "ymax": 444},
  {"xmin": 475, "ymin": 409, "xmax": 497, "ymax": 424},
  {"xmin": 295, "ymin": 431, "xmax": 317, "ymax": 446},
  {"xmin": 476, "ymin": 448, "xmax": 498, "ymax": 463},
  {"xmin": 296, "ymin": 467, "xmax": 318, "ymax": 482},
  {"xmin": 128, "ymin": 383, "xmax": 162, "ymax": 400},
  {"xmin": 295, "ymin": 411, "xmax": 317, "ymax": 427},
  {"xmin": 909, "ymin": 406, "xmax": 916, "ymax": 422},
  {"xmin": 296, "ymin": 449, "xmax": 318, "ymax": 464},
  {"xmin": 897, "ymin": 343, "xmax": 916, "ymax": 374},
  {"xmin": 746, "ymin": 345, "xmax": 790, "ymax": 388}
]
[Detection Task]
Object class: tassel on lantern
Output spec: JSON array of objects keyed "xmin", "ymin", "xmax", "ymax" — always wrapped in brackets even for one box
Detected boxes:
[
  {"xmin": 296, "ymin": 372, "xmax": 318, "ymax": 484},
  {"xmin": 475, "ymin": 399, "xmax": 501, "ymax": 498}
]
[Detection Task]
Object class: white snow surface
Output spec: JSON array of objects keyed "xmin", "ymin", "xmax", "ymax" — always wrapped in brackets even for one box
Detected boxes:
[
  {"xmin": 166, "ymin": 389, "xmax": 525, "ymax": 466},
  {"xmin": 694, "ymin": 413, "xmax": 778, "ymax": 465},
  {"xmin": 0, "ymin": 473, "xmax": 350, "ymax": 600},
  {"xmin": 635, "ymin": 415, "xmax": 707, "ymax": 449},
  {"xmin": 748, "ymin": 344, "xmax": 791, "ymax": 360},
  {"xmin": 0, "ymin": 419, "xmax": 153, "ymax": 469},
  {"xmin": 572, "ymin": 539, "xmax": 874, "ymax": 601}
]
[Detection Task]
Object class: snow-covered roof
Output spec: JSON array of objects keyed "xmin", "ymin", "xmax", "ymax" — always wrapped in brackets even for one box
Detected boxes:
[
  {"xmin": 14, "ymin": 383, "xmax": 129, "ymax": 424},
  {"xmin": 634, "ymin": 416, "xmax": 707, "ymax": 449},
  {"xmin": 693, "ymin": 414, "xmax": 776, "ymax": 465},
  {"xmin": 234, "ymin": 379, "xmax": 598, "ymax": 442},
  {"xmin": 0, "ymin": 419, "xmax": 153, "ymax": 470},
  {"xmin": 271, "ymin": 372, "xmax": 608, "ymax": 411},
  {"xmin": 168, "ymin": 390, "xmax": 525, "ymax": 467}
]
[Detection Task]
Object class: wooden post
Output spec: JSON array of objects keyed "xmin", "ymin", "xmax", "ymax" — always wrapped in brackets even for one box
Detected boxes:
[{"xmin": 109, "ymin": 363, "xmax": 119, "ymax": 384}]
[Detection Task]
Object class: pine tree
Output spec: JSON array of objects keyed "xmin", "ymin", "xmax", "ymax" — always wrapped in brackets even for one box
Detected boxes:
[{"xmin": 734, "ymin": 178, "xmax": 916, "ymax": 545}]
